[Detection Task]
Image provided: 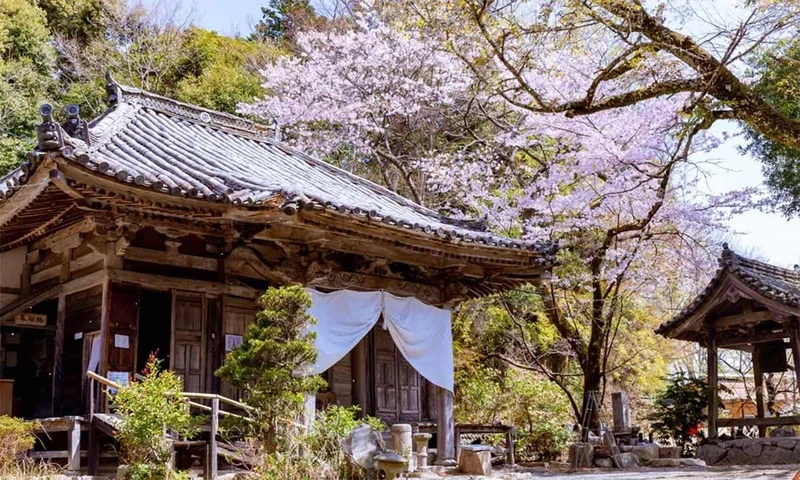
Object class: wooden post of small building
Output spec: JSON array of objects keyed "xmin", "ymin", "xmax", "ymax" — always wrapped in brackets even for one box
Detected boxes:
[
  {"xmin": 210, "ymin": 397, "xmax": 219, "ymax": 480},
  {"xmin": 788, "ymin": 317, "xmax": 800, "ymax": 402},
  {"xmin": 52, "ymin": 294, "xmax": 66, "ymax": 416},
  {"xmin": 707, "ymin": 330, "xmax": 719, "ymax": 439},
  {"xmin": 752, "ymin": 344, "xmax": 767, "ymax": 437}
]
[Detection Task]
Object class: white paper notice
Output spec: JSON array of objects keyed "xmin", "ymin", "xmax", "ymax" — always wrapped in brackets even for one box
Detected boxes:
[
  {"xmin": 225, "ymin": 334, "xmax": 243, "ymax": 352},
  {"xmin": 74, "ymin": 332, "xmax": 83, "ymax": 340},
  {"xmin": 114, "ymin": 334, "xmax": 130, "ymax": 349}
]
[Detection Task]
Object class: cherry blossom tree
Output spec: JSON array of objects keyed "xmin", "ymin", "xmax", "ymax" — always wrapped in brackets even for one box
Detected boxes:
[{"xmin": 240, "ymin": 3, "xmax": 757, "ymax": 421}]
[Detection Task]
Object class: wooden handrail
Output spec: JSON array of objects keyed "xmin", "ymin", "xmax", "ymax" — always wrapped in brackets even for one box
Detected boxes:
[
  {"xmin": 176, "ymin": 392, "xmax": 253, "ymax": 412},
  {"xmin": 186, "ymin": 400, "xmax": 253, "ymax": 422},
  {"xmin": 86, "ymin": 371, "xmax": 123, "ymax": 391},
  {"xmin": 87, "ymin": 371, "xmax": 253, "ymax": 416},
  {"xmin": 85, "ymin": 370, "xmax": 256, "ymax": 479}
]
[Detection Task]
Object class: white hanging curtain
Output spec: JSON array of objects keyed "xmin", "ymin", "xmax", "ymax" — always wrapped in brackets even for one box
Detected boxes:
[
  {"xmin": 382, "ymin": 292, "xmax": 454, "ymax": 392},
  {"xmin": 303, "ymin": 288, "xmax": 454, "ymax": 392},
  {"xmin": 304, "ymin": 289, "xmax": 382, "ymax": 375}
]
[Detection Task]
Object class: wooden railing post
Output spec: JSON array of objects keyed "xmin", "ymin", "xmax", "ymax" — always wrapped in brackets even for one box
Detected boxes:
[
  {"xmin": 89, "ymin": 378, "xmax": 95, "ymax": 420},
  {"xmin": 210, "ymin": 397, "xmax": 219, "ymax": 480}
]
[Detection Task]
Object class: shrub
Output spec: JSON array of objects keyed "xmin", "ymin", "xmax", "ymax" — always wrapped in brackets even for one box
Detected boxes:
[
  {"xmin": 216, "ymin": 286, "xmax": 326, "ymax": 452},
  {"xmin": 649, "ymin": 372, "xmax": 709, "ymax": 456},
  {"xmin": 114, "ymin": 353, "xmax": 197, "ymax": 479},
  {"xmin": 516, "ymin": 420, "xmax": 572, "ymax": 462},
  {"xmin": 0, "ymin": 416, "xmax": 60, "ymax": 477},
  {"xmin": 252, "ymin": 405, "xmax": 385, "ymax": 480},
  {"xmin": 0, "ymin": 416, "xmax": 36, "ymax": 469},
  {"xmin": 0, "ymin": 416, "xmax": 37, "ymax": 474}
]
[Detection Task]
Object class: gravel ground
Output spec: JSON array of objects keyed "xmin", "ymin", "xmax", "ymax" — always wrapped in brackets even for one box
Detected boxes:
[{"xmin": 441, "ymin": 465, "xmax": 800, "ymax": 479}]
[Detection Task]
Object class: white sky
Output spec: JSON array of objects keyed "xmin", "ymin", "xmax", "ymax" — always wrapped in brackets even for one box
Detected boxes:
[{"xmin": 188, "ymin": 0, "xmax": 800, "ymax": 267}]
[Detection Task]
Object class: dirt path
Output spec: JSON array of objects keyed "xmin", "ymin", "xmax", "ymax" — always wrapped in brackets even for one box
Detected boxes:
[{"xmin": 444, "ymin": 465, "xmax": 800, "ymax": 479}]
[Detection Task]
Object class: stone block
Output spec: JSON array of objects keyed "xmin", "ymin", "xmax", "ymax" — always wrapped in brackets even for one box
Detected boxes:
[
  {"xmin": 595, "ymin": 457, "xmax": 613, "ymax": 468},
  {"xmin": 760, "ymin": 445, "xmax": 798, "ymax": 464},
  {"xmin": 631, "ymin": 444, "xmax": 659, "ymax": 462},
  {"xmin": 770, "ymin": 427, "xmax": 797, "ymax": 437},
  {"xmin": 777, "ymin": 439, "xmax": 799, "ymax": 450},
  {"xmin": 647, "ymin": 458, "xmax": 680, "ymax": 467},
  {"xmin": 658, "ymin": 446, "xmax": 680, "ymax": 459},
  {"xmin": 679, "ymin": 458, "xmax": 707, "ymax": 467},
  {"xmin": 458, "ymin": 446, "xmax": 492, "ymax": 476},
  {"xmin": 697, "ymin": 443, "xmax": 727, "ymax": 465},
  {"xmin": 742, "ymin": 442, "xmax": 762, "ymax": 457},
  {"xmin": 568, "ymin": 443, "xmax": 594, "ymax": 468},
  {"xmin": 616, "ymin": 452, "xmax": 640, "ymax": 468},
  {"xmin": 725, "ymin": 447, "xmax": 750, "ymax": 465}
]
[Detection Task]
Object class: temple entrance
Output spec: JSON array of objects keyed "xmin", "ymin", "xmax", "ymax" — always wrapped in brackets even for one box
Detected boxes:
[
  {"xmin": 372, "ymin": 324, "xmax": 422, "ymax": 423},
  {"xmin": 171, "ymin": 292, "xmax": 207, "ymax": 392},
  {"xmin": 136, "ymin": 289, "xmax": 172, "ymax": 374}
]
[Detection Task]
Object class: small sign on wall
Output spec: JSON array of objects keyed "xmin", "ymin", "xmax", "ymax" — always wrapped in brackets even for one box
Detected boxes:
[
  {"xmin": 225, "ymin": 334, "xmax": 243, "ymax": 352},
  {"xmin": 14, "ymin": 313, "xmax": 47, "ymax": 327},
  {"xmin": 74, "ymin": 332, "xmax": 83, "ymax": 340},
  {"xmin": 107, "ymin": 371, "xmax": 130, "ymax": 395},
  {"xmin": 114, "ymin": 334, "xmax": 130, "ymax": 349}
]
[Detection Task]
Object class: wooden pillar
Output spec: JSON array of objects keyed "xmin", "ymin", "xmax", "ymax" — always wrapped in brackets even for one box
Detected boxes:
[
  {"xmin": 753, "ymin": 344, "xmax": 767, "ymax": 437},
  {"xmin": 98, "ymin": 279, "xmax": 111, "ymax": 412},
  {"xmin": 88, "ymin": 419, "xmax": 99, "ymax": 475},
  {"xmin": 351, "ymin": 339, "xmax": 368, "ymax": 417},
  {"xmin": 707, "ymin": 331, "xmax": 718, "ymax": 439},
  {"xmin": 67, "ymin": 417, "xmax": 81, "ymax": 474},
  {"xmin": 789, "ymin": 318, "xmax": 800, "ymax": 402},
  {"xmin": 51, "ymin": 294, "xmax": 66, "ymax": 416},
  {"xmin": 210, "ymin": 397, "xmax": 219, "ymax": 479},
  {"xmin": 435, "ymin": 387, "xmax": 456, "ymax": 466}
]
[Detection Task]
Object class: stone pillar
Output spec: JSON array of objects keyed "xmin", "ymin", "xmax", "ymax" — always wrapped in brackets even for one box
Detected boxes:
[
  {"xmin": 392, "ymin": 423, "xmax": 413, "ymax": 471},
  {"xmin": 413, "ymin": 432, "xmax": 432, "ymax": 470},
  {"xmin": 303, "ymin": 393, "xmax": 316, "ymax": 432},
  {"xmin": 436, "ymin": 387, "xmax": 457, "ymax": 466},
  {"xmin": 612, "ymin": 391, "xmax": 631, "ymax": 432}
]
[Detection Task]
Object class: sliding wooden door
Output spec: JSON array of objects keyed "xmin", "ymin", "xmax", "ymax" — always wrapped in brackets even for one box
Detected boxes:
[{"xmin": 171, "ymin": 292, "xmax": 206, "ymax": 392}]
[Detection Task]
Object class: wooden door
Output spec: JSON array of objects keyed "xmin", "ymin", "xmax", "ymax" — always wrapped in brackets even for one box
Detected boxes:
[
  {"xmin": 372, "ymin": 325, "xmax": 421, "ymax": 423},
  {"xmin": 171, "ymin": 292, "xmax": 206, "ymax": 393},
  {"xmin": 219, "ymin": 297, "xmax": 255, "ymax": 399}
]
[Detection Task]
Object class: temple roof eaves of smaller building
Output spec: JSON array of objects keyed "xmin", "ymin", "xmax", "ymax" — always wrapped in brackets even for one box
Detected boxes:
[
  {"xmin": 656, "ymin": 243, "xmax": 800, "ymax": 338},
  {"xmin": 0, "ymin": 82, "xmax": 557, "ymax": 259}
]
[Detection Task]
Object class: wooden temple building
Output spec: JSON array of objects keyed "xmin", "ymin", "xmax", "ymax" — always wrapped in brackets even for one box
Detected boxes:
[
  {"xmin": 657, "ymin": 244, "xmax": 800, "ymax": 438},
  {"xmin": 0, "ymin": 80, "xmax": 556, "ymax": 471}
]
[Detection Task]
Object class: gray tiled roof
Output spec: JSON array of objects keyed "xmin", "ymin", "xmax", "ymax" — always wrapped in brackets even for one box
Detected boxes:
[
  {"xmin": 656, "ymin": 244, "xmax": 800, "ymax": 335},
  {"xmin": 1, "ymin": 85, "xmax": 556, "ymax": 255}
]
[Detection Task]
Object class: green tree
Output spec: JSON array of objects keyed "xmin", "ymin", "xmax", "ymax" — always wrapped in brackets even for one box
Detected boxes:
[
  {"xmin": 216, "ymin": 285, "xmax": 325, "ymax": 452},
  {"xmin": 744, "ymin": 40, "xmax": 800, "ymax": 216},
  {"xmin": 649, "ymin": 373, "xmax": 710, "ymax": 457},
  {"xmin": 253, "ymin": 0, "xmax": 316, "ymax": 41},
  {"xmin": 174, "ymin": 27, "xmax": 275, "ymax": 114},
  {"xmin": 0, "ymin": 0, "xmax": 58, "ymax": 175}
]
